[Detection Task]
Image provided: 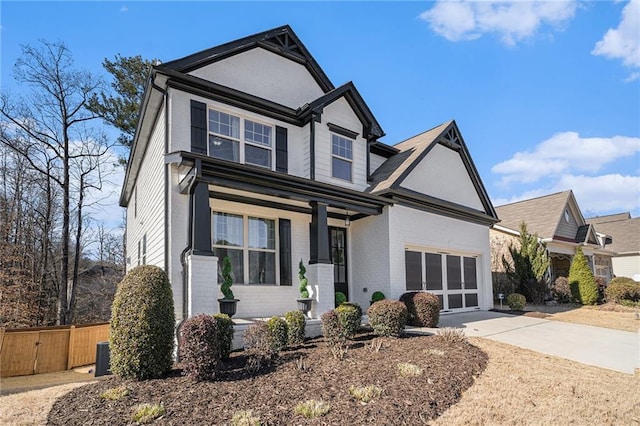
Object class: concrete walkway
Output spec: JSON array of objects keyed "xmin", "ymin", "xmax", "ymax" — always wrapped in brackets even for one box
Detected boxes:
[{"xmin": 407, "ymin": 311, "xmax": 639, "ymax": 374}]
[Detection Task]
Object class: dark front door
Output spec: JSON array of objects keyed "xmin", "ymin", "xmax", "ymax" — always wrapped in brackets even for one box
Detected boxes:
[{"xmin": 329, "ymin": 227, "xmax": 348, "ymax": 301}]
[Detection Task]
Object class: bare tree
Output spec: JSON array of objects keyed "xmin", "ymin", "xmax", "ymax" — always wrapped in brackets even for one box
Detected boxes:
[{"xmin": 0, "ymin": 41, "xmax": 111, "ymax": 325}]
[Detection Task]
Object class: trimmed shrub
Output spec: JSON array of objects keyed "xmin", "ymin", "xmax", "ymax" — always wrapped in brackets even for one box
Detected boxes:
[
  {"xmin": 367, "ymin": 299, "xmax": 407, "ymax": 337},
  {"xmin": 568, "ymin": 246, "xmax": 598, "ymax": 305},
  {"xmin": 266, "ymin": 316, "xmax": 288, "ymax": 352},
  {"xmin": 399, "ymin": 292, "xmax": 440, "ymax": 327},
  {"xmin": 335, "ymin": 302, "xmax": 362, "ymax": 338},
  {"xmin": 321, "ymin": 309, "xmax": 348, "ymax": 359},
  {"xmin": 110, "ymin": 265, "xmax": 175, "ymax": 380},
  {"xmin": 213, "ymin": 313, "xmax": 234, "ymax": 360},
  {"xmin": 243, "ymin": 322, "xmax": 276, "ymax": 373},
  {"xmin": 180, "ymin": 314, "xmax": 220, "ymax": 381},
  {"xmin": 551, "ymin": 276, "xmax": 572, "ymax": 303},
  {"xmin": 335, "ymin": 291, "xmax": 347, "ymax": 306},
  {"xmin": 594, "ymin": 276, "xmax": 607, "ymax": 303},
  {"xmin": 371, "ymin": 291, "xmax": 386, "ymax": 303},
  {"xmin": 605, "ymin": 278, "xmax": 640, "ymax": 303},
  {"xmin": 506, "ymin": 293, "xmax": 526, "ymax": 311},
  {"xmin": 285, "ymin": 310, "xmax": 306, "ymax": 345}
]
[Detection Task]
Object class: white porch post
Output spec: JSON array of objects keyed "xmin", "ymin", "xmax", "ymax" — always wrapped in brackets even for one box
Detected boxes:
[
  {"xmin": 308, "ymin": 263, "xmax": 334, "ymax": 318},
  {"xmin": 187, "ymin": 254, "xmax": 218, "ymax": 316}
]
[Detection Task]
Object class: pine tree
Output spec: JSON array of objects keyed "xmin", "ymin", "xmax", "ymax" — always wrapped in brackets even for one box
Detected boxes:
[
  {"xmin": 568, "ymin": 246, "xmax": 598, "ymax": 305},
  {"xmin": 502, "ymin": 222, "xmax": 550, "ymax": 304}
]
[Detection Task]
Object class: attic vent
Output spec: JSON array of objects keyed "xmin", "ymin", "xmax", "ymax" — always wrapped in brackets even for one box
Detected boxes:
[
  {"xmin": 267, "ymin": 33, "xmax": 305, "ymax": 57},
  {"xmin": 439, "ymin": 126, "xmax": 462, "ymax": 150}
]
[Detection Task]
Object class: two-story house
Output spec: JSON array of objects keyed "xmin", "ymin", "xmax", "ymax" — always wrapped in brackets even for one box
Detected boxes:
[{"xmin": 120, "ymin": 26, "xmax": 499, "ymax": 320}]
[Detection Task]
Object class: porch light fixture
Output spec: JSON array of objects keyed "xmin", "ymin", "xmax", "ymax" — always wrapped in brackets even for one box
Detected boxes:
[{"xmin": 345, "ymin": 210, "xmax": 350, "ymax": 227}]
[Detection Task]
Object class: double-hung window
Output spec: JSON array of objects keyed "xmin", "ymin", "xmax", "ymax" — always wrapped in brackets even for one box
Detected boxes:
[
  {"xmin": 208, "ymin": 108, "xmax": 273, "ymax": 169},
  {"xmin": 331, "ymin": 134, "xmax": 353, "ymax": 181},
  {"xmin": 212, "ymin": 212, "xmax": 277, "ymax": 285}
]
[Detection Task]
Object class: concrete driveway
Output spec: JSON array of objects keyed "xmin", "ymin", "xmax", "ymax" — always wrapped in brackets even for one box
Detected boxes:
[{"xmin": 408, "ymin": 311, "xmax": 639, "ymax": 374}]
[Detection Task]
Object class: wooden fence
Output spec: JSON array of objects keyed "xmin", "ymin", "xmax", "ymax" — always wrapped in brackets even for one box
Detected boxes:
[{"xmin": 0, "ymin": 323, "xmax": 110, "ymax": 377}]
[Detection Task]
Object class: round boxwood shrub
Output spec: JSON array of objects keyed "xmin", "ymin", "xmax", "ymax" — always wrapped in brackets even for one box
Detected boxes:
[
  {"xmin": 266, "ymin": 316, "xmax": 288, "ymax": 352},
  {"xmin": 335, "ymin": 302, "xmax": 362, "ymax": 338},
  {"xmin": 110, "ymin": 265, "xmax": 175, "ymax": 380},
  {"xmin": 285, "ymin": 310, "xmax": 306, "ymax": 345},
  {"xmin": 321, "ymin": 309, "xmax": 346, "ymax": 346},
  {"xmin": 551, "ymin": 276, "xmax": 572, "ymax": 303},
  {"xmin": 605, "ymin": 278, "xmax": 640, "ymax": 303},
  {"xmin": 213, "ymin": 313, "xmax": 234, "ymax": 360},
  {"xmin": 180, "ymin": 314, "xmax": 220, "ymax": 381},
  {"xmin": 367, "ymin": 299, "xmax": 407, "ymax": 337},
  {"xmin": 335, "ymin": 291, "xmax": 347, "ymax": 306},
  {"xmin": 371, "ymin": 291, "xmax": 386, "ymax": 303},
  {"xmin": 399, "ymin": 292, "xmax": 440, "ymax": 327},
  {"xmin": 506, "ymin": 293, "xmax": 526, "ymax": 311}
]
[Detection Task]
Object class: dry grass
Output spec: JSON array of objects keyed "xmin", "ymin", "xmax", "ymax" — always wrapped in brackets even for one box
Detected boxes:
[
  {"xmin": 431, "ymin": 338, "xmax": 640, "ymax": 425},
  {"xmin": 544, "ymin": 304, "xmax": 640, "ymax": 332},
  {"xmin": 0, "ymin": 382, "xmax": 87, "ymax": 425}
]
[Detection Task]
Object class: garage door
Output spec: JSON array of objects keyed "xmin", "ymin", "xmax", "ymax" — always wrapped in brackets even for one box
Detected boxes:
[{"xmin": 405, "ymin": 250, "xmax": 480, "ymax": 312}]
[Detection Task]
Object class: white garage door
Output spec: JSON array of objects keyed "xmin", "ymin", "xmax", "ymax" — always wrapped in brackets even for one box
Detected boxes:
[{"xmin": 405, "ymin": 250, "xmax": 480, "ymax": 312}]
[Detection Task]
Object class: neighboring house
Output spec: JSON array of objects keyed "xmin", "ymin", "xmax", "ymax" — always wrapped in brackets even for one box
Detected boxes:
[
  {"xmin": 120, "ymin": 25, "xmax": 499, "ymax": 320},
  {"xmin": 491, "ymin": 190, "xmax": 615, "ymax": 284},
  {"xmin": 586, "ymin": 213, "xmax": 640, "ymax": 280}
]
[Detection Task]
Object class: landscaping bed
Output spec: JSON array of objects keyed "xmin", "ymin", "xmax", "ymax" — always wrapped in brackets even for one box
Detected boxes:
[{"xmin": 47, "ymin": 333, "xmax": 487, "ymax": 425}]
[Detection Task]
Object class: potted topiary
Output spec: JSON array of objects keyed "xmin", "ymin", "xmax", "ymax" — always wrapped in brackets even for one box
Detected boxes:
[
  {"xmin": 218, "ymin": 256, "xmax": 239, "ymax": 317},
  {"xmin": 370, "ymin": 291, "xmax": 385, "ymax": 306},
  {"xmin": 296, "ymin": 260, "xmax": 314, "ymax": 315}
]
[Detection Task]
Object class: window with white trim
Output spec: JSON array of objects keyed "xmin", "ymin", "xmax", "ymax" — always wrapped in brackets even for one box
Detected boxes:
[
  {"xmin": 212, "ymin": 212, "xmax": 277, "ymax": 285},
  {"xmin": 331, "ymin": 134, "xmax": 353, "ymax": 181},
  {"xmin": 208, "ymin": 108, "xmax": 273, "ymax": 169}
]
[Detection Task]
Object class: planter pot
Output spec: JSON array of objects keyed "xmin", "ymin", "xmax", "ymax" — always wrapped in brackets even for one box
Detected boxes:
[
  {"xmin": 296, "ymin": 298, "xmax": 314, "ymax": 315},
  {"xmin": 218, "ymin": 298, "xmax": 239, "ymax": 317}
]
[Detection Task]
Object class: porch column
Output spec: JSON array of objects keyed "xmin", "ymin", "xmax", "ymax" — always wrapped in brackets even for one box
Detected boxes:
[
  {"xmin": 308, "ymin": 201, "xmax": 334, "ymax": 317},
  {"xmin": 309, "ymin": 201, "xmax": 330, "ymax": 264},
  {"xmin": 191, "ymin": 179, "xmax": 212, "ymax": 255}
]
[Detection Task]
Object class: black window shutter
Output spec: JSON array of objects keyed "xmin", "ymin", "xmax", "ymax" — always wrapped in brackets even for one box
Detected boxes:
[
  {"xmin": 275, "ymin": 126, "xmax": 288, "ymax": 173},
  {"xmin": 190, "ymin": 100, "xmax": 207, "ymax": 155},
  {"xmin": 279, "ymin": 219, "xmax": 292, "ymax": 286}
]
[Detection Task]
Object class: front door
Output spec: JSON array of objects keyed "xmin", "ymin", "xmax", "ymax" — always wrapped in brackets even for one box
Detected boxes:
[
  {"xmin": 329, "ymin": 227, "xmax": 348, "ymax": 301},
  {"xmin": 404, "ymin": 250, "xmax": 480, "ymax": 312}
]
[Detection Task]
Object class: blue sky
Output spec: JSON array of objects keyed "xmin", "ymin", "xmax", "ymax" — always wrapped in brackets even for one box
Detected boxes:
[{"xmin": 1, "ymin": 0, "xmax": 639, "ymax": 226}]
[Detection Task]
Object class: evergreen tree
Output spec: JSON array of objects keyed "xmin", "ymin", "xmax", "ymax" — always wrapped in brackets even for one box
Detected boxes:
[
  {"xmin": 502, "ymin": 222, "xmax": 550, "ymax": 304},
  {"xmin": 568, "ymin": 246, "xmax": 598, "ymax": 305}
]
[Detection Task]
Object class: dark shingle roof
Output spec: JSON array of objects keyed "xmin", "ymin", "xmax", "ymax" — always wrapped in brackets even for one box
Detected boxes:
[{"xmin": 494, "ymin": 191, "xmax": 573, "ymax": 239}]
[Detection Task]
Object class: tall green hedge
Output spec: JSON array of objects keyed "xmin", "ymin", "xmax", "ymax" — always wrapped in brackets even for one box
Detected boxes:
[
  {"xmin": 568, "ymin": 246, "xmax": 598, "ymax": 305},
  {"xmin": 110, "ymin": 265, "xmax": 175, "ymax": 380}
]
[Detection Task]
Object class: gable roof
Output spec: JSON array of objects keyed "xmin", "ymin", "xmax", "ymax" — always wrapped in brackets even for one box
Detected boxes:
[
  {"xmin": 299, "ymin": 81, "xmax": 384, "ymax": 138},
  {"xmin": 159, "ymin": 25, "xmax": 334, "ymax": 93},
  {"xmin": 367, "ymin": 120, "xmax": 498, "ymax": 223},
  {"xmin": 494, "ymin": 190, "xmax": 583, "ymax": 240},
  {"xmin": 587, "ymin": 217, "xmax": 640, "ymax": 253}
]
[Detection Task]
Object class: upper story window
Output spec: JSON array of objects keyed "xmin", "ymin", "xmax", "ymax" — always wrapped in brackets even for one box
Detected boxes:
[
  {"xmin": 208, "ymin": 108, "xmax": 272, "ymax": 169},
  {"xmin": 331, "ymin": 134, "xmax": 353, "ymax": 181}
]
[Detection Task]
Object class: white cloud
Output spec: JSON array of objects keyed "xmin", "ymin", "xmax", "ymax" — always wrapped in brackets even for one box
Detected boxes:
[
  {"xmin": 120, "ymin": 5, "xmax": 128, "ymax": 13},
  {"xmin": 592, "ymin": 0, "xmax": 640, "ymax": 78},
  {"xmin": 491, "ymin": 132, "xmax": 640, "ymax": 184},
  {"xmin": 419, "ymin": 0, "xmax": 577, "ymax": 46}
]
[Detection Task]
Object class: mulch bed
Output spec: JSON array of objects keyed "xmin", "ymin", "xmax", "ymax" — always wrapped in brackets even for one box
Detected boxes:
[
  {"xmin": 490, "ymin": 309, "xmax": 550, "ymax": 318},
  {"xmin": 47, "ymin": 332, "xmax": 487, "ymax": 425}
]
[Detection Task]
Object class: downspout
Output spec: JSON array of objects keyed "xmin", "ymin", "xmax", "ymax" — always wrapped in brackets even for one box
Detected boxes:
[{"xmin": 309, "ymin": 114, "xmax": 316, "ymax": 180}]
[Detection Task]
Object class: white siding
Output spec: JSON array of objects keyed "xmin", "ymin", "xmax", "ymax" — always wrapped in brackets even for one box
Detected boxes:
[
  {"xmin": 301, "ymin": 122, "xmax": 311, "ymax": 179},
  {"xmin": 612, "ymin": 255, "xmax": 640, "ymax": 279},
  {"xmin": 188, "ymin": 47, "xmax": 325, "ymax": 109},
  {"xmin": 401, "ymin": 143, "xmax": 484, "ymax": 211},
  {"xmin": 126, "ymin": 106, "xmax": 166, "ymax": 272},
  {"xmin": 314, "ymin": 98, "xmax": 368, "ymax": 191},
  {"xmin": 387, "ymin": 205, "xmax": 493, "ymax": 310},
  {"xmin": 370, "ymin": 153, "xmax": 387, "ymax": 174},
  {"xmin": 168, "ymin": 164, "xmax": 189, "ymax": 320},
  {"xmin": 168, "ymin": 89, "xmax": 307, "ymax": 178},
  {"xmin": 350, "ymin": 211, "xmax": 391, "ymax": 309}
]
